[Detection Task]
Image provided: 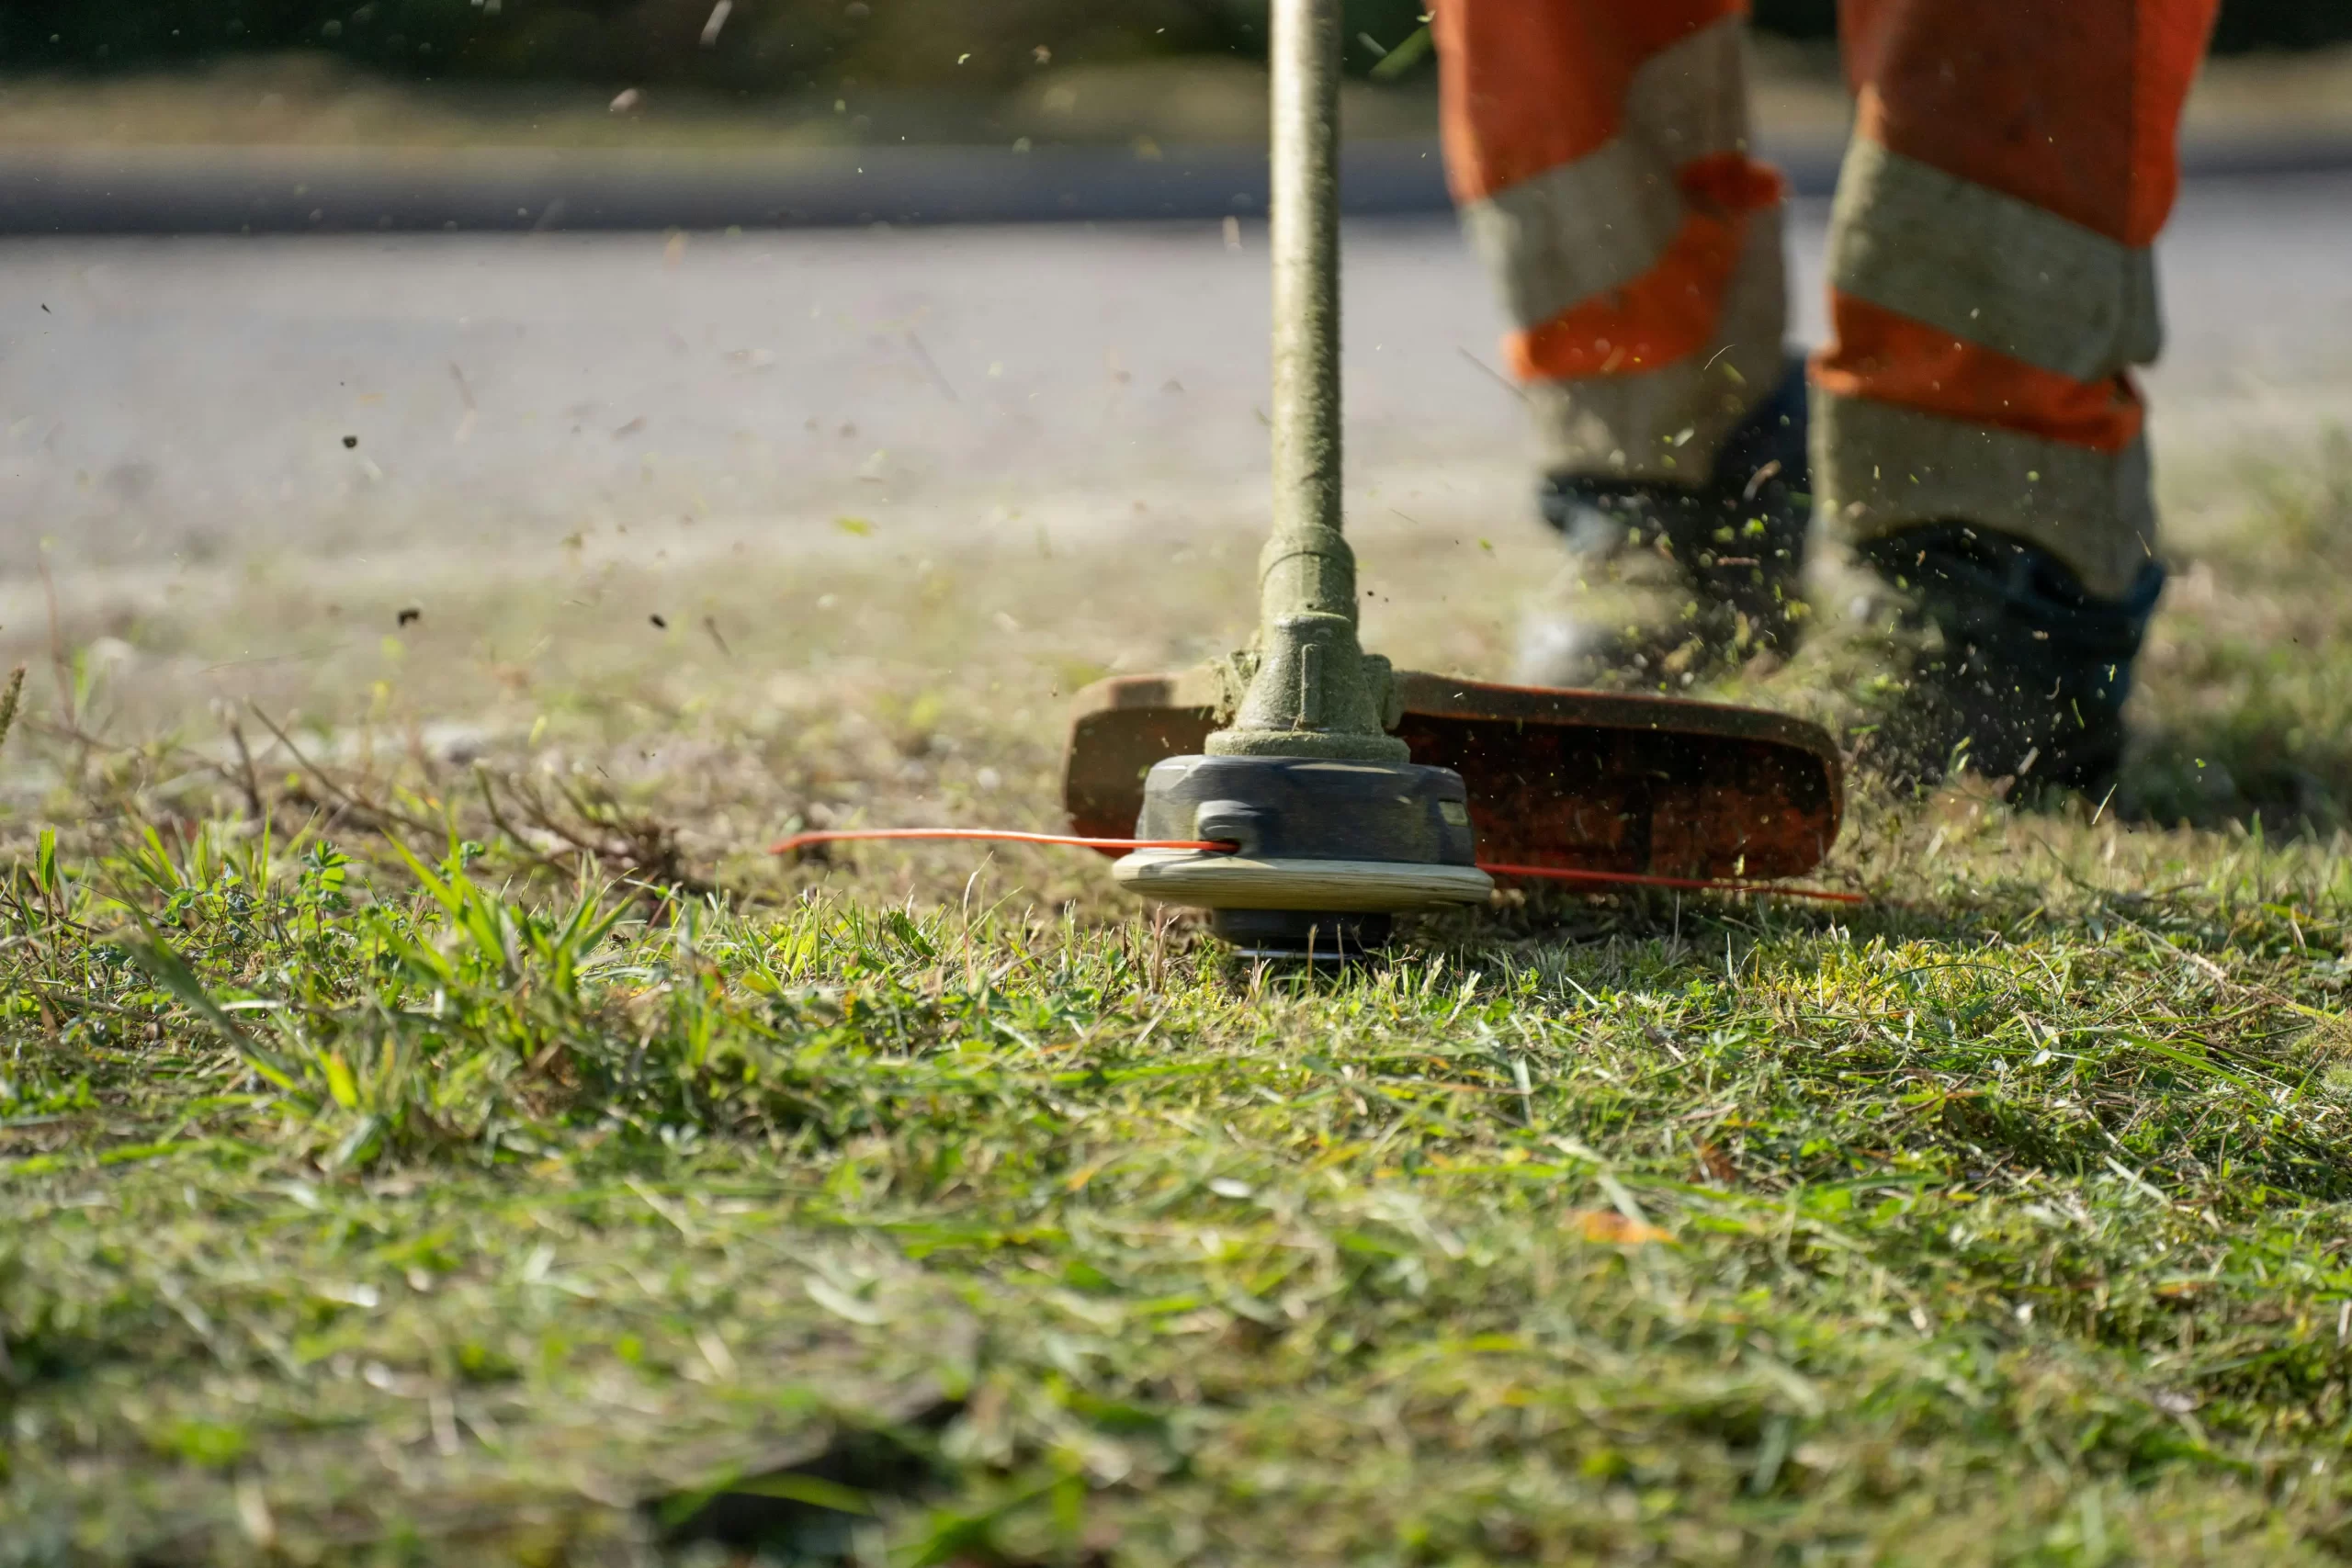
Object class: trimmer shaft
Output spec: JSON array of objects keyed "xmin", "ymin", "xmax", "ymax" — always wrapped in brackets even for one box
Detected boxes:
[{"xmin": 1112, "ymin": 0, "xmax": 1490, "ymax": 955}]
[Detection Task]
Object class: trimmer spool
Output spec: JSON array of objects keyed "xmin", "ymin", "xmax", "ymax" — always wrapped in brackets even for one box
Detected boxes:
[{"xmin": 1119, "ymin": 752, "xmax": 1489, "ymax": 957}]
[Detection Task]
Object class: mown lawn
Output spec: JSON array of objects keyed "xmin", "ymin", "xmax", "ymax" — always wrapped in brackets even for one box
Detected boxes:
[{"xmin": 7, "ymin": 440, "xmax": 2352, "ymax": 1565}]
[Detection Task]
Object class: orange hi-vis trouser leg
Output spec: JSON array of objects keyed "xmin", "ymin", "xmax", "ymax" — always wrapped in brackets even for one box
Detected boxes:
[
  {"xmin": 1434, "ymin": 0, "xmax": 1791, "ymax": 485},
  {"xmin": 1818, "ymin": 0, "xmax": 2218, "ymax": 598},
  {"xmin": 1437, "ymin": 0, "xmax": 2219, "ymax": 600}
]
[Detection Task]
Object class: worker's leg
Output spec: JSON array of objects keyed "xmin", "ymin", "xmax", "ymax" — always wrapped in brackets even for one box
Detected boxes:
[
  {"xmin": 1818, "ymin": 0, "xmax": 2219, "ymax": 592},
  {"xmin": 1436, "ymin": 0, "xmax": 1787, "ymax": 479},
  {"xmin": 1813, "ymin": 0, "xmax": 2220, "ymax": 785},
  {"xmin": 1435, "ymin": 0, "xmax": 1807, "ymax": 686}
]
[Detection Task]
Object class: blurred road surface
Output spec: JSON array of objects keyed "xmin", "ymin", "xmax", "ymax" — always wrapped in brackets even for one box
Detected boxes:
[{"xmin": 2, "ymin": 170, "xmax": 2348, "ymax": 582}]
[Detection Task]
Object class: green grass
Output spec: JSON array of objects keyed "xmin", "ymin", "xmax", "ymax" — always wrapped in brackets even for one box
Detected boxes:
[{"xmin": 9, "ymin": 439, "xmax": 2352, "ymax": 1564}]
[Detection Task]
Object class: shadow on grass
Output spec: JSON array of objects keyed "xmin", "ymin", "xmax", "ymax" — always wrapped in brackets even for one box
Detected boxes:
[
  {"xmin": 656, "ymin": 1404, "xmax": 958, "ymax": 1561},
  {"xmin": 2124, "ymin": 428, "xmax": 2352, "ymax": 835},
  {"xmin": 2121, "ymin": 708, "xmax": 2352, "ymax": 837},
  {"xmin": 1424, "ymin": 882, "xmax": 1988, "ymax": 964}
]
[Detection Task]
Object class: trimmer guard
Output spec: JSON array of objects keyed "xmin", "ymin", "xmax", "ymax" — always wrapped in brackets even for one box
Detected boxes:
[{"xmin": 1064, "ymin": 670, "xmax": 1844, "ymax": 883}]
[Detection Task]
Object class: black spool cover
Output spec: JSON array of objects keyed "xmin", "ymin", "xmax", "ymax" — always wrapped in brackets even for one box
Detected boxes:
[
  {"xmin": 1134, "ymin": 754, "xmax": 1477, "ymax": 863},
  {"xmin": 1133, "ymin": 753, "xmax": 1479, "ymax": 958}
]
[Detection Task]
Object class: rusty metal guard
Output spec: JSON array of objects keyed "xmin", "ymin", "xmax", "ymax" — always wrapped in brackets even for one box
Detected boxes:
[{"xmin": 1065, "ymin": 671, "xmax": 1844, "ymax": 883}]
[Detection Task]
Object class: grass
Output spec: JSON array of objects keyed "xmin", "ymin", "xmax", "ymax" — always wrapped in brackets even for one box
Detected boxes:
[{"xmin": 9, "ymin": 432, "xmax": 2352, "ymax": 1564}]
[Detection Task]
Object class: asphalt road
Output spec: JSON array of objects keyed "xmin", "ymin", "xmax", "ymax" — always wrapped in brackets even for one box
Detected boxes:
[
  {"xmin": 3, "ymin": 130, "xmax": 2344, "ymax": 235},
  {"xmin": 3, "ymin": 169, "xmax": 2349, "ymax": 581}
]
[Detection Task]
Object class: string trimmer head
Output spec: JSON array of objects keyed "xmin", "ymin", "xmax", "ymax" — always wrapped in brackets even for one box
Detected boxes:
[
  {"xmin": 1066, "ymin": 668, "xmax": 1844, "ymax": 953},
  {"xmin": 1069, "ymin": 666, "xmax": 1841, "ymax": 881}
]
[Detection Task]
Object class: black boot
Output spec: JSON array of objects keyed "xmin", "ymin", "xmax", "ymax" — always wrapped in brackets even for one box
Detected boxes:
[
  {"xmin": 1847, "ymin": 524, "xmax": 2165, "ymax": 795},
  {"xmin": 1519, "ymin": 355, "xmax": 1812, "ymax": 688}
]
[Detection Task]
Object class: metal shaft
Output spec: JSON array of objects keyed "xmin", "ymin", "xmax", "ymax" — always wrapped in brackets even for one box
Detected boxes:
[
  {"xmin": 1270, "ymin": 0, "xmax": 1343, "ymax": 549},
  {"xmin": 1207, "ymin": 0, "xmax": 1408, "ymax": 763}
]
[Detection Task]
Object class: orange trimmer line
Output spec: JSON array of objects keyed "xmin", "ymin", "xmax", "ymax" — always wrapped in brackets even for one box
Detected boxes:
[
  {"xmin": 768, "ymin": 829, "xmax": 1869, "ymax": 906},
  {"xmin": 1474, "ymin": 861, "xmax": 1869, "ymax": 906},
  {"xmin": 769, "ymin": 829, "xmax": 1237, "ymax": 855}
]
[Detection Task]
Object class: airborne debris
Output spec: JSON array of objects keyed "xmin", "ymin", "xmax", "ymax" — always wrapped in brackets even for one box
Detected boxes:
[
  {"xmin": 650, "ymin": 614, "xmax": 669, "ymax": 629},
  {"xmin": 396, "ymin": 606, "xmax": 422, "ymax": 627},
  {"xmin": 1573, "ymin": 1210, "xmax": 1671, "ymax": 1247},
  {"xmin": 342, "ymin": 435, "xmax": 359, "ymax": 449},
  {"xmin": 0, "ymin": 665, "xmax": 24, "ymax": 756}
]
